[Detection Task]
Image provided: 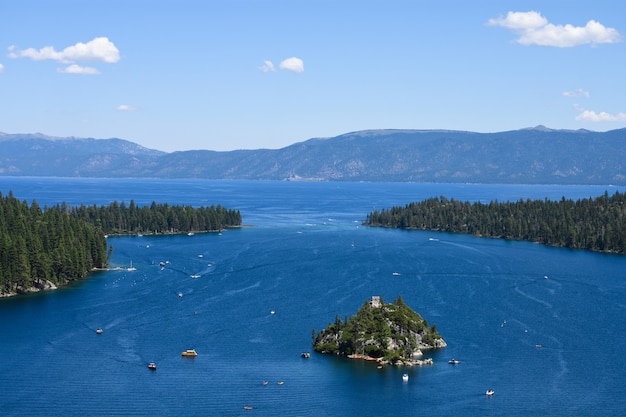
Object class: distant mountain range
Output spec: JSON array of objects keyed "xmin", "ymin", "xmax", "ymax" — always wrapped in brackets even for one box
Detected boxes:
[{"xmin": 1, "ymin": 127, "xmax": 624, "ymax": 184}]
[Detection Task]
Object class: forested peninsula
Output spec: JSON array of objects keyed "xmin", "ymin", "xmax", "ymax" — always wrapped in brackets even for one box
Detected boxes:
[
  {"xmin": 365, "ymin": 191, "xmax": 626, "ymax": 254},
  {"xmin": 313, "ymin": 296, "xmax": 445, "ymax": 365},
  {"xmin": 0, "ymin": 192, "xmax": 242, "ymax": 297},
  {"xmin": 0, "ymin": 192, "xmax": 108, "ymax": 296},
  {"xmin": 70, "ymin": 200, "xmax": 242, "ymax": 236}
]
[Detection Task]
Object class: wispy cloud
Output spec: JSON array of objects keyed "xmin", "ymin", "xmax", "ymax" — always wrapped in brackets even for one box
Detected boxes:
[
  {"xmin": 279, "ymin": 57, "xmax": 304, "ymax": 73},
  {"xmin": 259, "ymin": 60, "xmax": 275, "ymax": 72},
  {"xmin": 116, "ymin": 104, "xmax": 137, "ymax": 111},
  {"xmin": 563, "ymin": 88, "xmax": 590, "ymax": 98},
  {"xmin": 8, "ymin": 37, "xmax": 120, "ymax": 74},
  {"xmin": 488, "ymin": 11, "xmax": 621, "ymax": 47},
  {"xmin": 57, "ymin": 64, "xmax": 100, "ymax": 75},
  {"xmin": 259, "ymin": 57, "xmax": 304, "ymax": 73},
  {"xmin": 576, "ymin": 109, "xmax": 626, "ymax": 122},
  {"xmin": 0, "ymin": 63, "xmax": 4, "ymax": 73}
]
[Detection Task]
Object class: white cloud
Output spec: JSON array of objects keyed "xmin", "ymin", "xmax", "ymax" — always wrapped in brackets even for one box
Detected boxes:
[
  {"xmin": 57, "ymin": 64, "xmax": 100, "ymax": 75},
  {"xmin": 488, "ymin": 11, "xmax": 621, "ymax": 47},
  {"xmin": 576, "ymin": 109, "xmax": 626, "ymax": 122},
  {"xmin": 8, "ymin": 37, "xmax": 120, "ymax": 64},
  {"xmin": 488, "ymin": 11, "xmax": 547, "ymax": 31},
  {"xmin": 116, "ymin": 104, "xmax": 137, "ymax": 111},
  {"xmin": 259, "ymin": 60, "xmax": 275, "ymax": 72},
  {"xmin": 563, "ymin": 88, "xmax": 590, "ymax": 98},
  {"xmin": 0, "ymin": 63, "xmax": 4, "ymax": 73},
  {"xmin": 279, "ymin": 57, "xmax": 304, "ymax": 73}
]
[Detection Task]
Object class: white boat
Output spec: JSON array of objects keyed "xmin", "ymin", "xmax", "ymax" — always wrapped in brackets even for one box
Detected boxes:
[
  {"xmin": 402, "ymin": 373, "xmax": 409, "ymax": 382},
  {"xmin": 486, "ymin": 389, "xmax": 494, "ymax": 396},
  {"xmin": 190, "ymin": 274, "xmax": 200, "ymax": 278},
  {"xmin": 448, "ymin": 359, "xmax": 460, "ymax": 364}
]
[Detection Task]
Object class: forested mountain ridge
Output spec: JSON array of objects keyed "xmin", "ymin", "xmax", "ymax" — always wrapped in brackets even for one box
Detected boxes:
[
  {"xmin": 1, "ymin": 127, "xmax": 624, "ymax": 184},
  {"xmin": 365, "ymin": 191, "xmax": 626, "ymax": 254}
]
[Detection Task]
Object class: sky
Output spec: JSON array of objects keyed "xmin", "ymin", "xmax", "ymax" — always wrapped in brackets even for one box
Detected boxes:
[{"xmin": 1, "ymin": 0, "xmax": 625, "ymax": 152}]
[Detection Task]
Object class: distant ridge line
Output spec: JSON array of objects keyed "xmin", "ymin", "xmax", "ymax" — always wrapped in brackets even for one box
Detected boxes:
[{"xmin": 0, "ymin": 127, "xmax": 624, "ymax": 184}]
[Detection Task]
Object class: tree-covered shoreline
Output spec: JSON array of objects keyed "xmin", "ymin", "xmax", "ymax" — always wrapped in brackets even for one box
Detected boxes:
[
  {"xmin": 70, "ymin": 200, "xmax": 242, "ymax": 236},
  {"xmin": 0, "ymin": 192, "xmax": 108, "ymax": 296},
  {"xmin": 365, "ymin": 191, "xmax": 626, "ymax": 254},
  {"xmin": 0, "ymin": 192, "xmax": 243, "ymax": 297},
  {"xmin": 313, "ymin": 296, "xmax": 445, "ymax": 364}
]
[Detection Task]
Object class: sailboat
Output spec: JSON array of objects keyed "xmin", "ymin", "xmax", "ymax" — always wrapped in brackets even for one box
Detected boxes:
[{"xmin": 127, "ymin": 260, "xmax": 137, "ymax": 271}]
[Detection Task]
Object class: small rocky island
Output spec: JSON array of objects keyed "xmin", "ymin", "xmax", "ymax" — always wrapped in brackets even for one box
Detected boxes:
[{"xmin": 313, "ymin": 296, "xmax": 446, "ymax": 365}]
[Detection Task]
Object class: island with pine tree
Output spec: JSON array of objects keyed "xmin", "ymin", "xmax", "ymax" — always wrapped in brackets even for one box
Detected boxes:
[{"xmin": 312, "ymin": 296, "xmax": 446, "ymax": 365}]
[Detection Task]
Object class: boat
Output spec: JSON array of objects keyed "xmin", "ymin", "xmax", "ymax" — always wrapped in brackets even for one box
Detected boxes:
[
  {"xmin": 277, "ymin": 381, "xmax": 284, "ymax": 385},
  {"xmin": 148, "ymin": 362, "xmax": 156, "ymax": 370},
  {"xmin": 392, "ymin": 272, "xmax": 400, "ymax": 276},
  {"xmin": 448, "ymin": 359, "xmax": 460, "ymax": 364},
  {"xmin": 96, "ymin": 328, "xmax": 103, "ymax": 334},
  {"xmin": 127, "ymin": 260, "xmax": 136, "ymax": 271},
  {"xmin": 243, "ymin": 406, "xmax": 253, "ymax": 410},
  {"xmin": 190, "ymin": 274, "xmax": 200, "ymax": 278},
  {"xmin": 181, "ymin": 349, "xmax": 197, "ymax": 357},
  {"xmin": 486, "ymin": 389, "xmax": 494, "ymax": 396},
  {"xmin": 301, "ymin": 352, "xmax": 311, "ymax": 358},
  {"xmin": 402, "ymin": 373, "xmax": 409, "ymax": 382},
  {"xmin": 178, "ymin": 293, "xmax": 183, "ymax": 297},
  {"xmin": 262, "ymin": 381, "xmax": 269, "ymax": 386}
]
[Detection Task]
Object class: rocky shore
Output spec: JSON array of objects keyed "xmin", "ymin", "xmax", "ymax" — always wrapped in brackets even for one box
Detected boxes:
[{"xmin": 0, "ymin": 278, "xmax": 58, "ymax": 298}]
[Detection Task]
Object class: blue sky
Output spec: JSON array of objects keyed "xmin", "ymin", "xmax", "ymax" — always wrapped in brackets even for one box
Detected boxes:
[{"xmin": 1, "ymin": 1, "xmax": 624, "ymax": 152}]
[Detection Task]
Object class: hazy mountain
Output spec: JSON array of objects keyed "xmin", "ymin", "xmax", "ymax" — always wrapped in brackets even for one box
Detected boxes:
[{"xmin": 1, "ymin": 127, "xmax": 624, "ymax": 184}]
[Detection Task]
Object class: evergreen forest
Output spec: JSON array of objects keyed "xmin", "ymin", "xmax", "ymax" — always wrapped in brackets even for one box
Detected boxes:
[
  {"xmin": 0, "ymin": 192, "xmax": 242, "ymax": 296},
  {"xmin": 69, "ymin": 200, "xmax": 242, "ymax": 235},
  {"xmin": 313, "ymin": 296, "xmax": 443, "ymax": 362},
  {"xmin": 0, "ymin": 191, "xmax": 108, "ymax": 295},
  {"xmin": 365, "ymin": 191, "xmax": 626, "ymax": 254}
]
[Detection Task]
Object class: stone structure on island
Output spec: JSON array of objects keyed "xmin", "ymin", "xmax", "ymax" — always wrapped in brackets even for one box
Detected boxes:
[{"xmin": 312, "ymin": 296, "xmax": 446, "ymax": 365}]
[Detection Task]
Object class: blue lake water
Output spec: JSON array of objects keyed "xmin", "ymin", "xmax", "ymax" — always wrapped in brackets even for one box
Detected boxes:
[{"xmin": 1, "ymin": 178, "xmax": 625, "ymax": 416}]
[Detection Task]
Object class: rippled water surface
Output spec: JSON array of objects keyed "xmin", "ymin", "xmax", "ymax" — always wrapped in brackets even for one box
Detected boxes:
[{"xmin": 1, "ymin": 178, "xmax": 625, "ymax": 416}]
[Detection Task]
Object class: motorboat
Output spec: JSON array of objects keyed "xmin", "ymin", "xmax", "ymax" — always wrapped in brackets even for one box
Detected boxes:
[
  {"xmin": 448, "ymin": 359, "xmax": 460, "ymax": 364},
  {"xmin": 486, "ymin": 389, "xmax": 494, "ymax": 396},
  {"xmin": 181, "ymin": 349, "xmax": 197, "ymax": 357},
  {"xmin": 148, "ymin": 362, "xmax": 157, "ymax": 370},
  {"xmin": 301, "ymin": 352, "xmax": 311, "ymax": 358},
  {"xmin": 402, "ymin": 373, "xmax": 409, "ymax": 382},
  {"xmin": 96, "ymin": 328, "xmax": 103, "ymax": 334}
]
